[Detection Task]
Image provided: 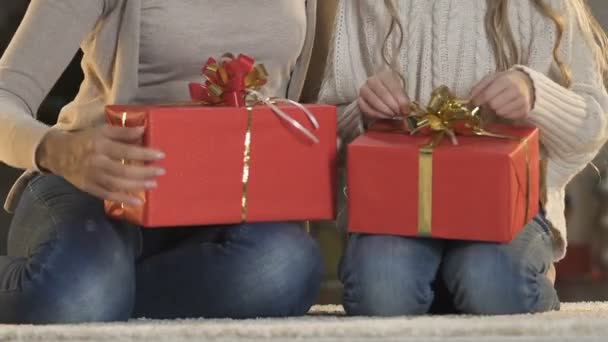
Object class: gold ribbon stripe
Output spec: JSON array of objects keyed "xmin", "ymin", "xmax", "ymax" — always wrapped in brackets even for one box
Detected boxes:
[
  {"xmin": 418, "ymin": 146, "xmax": 434, "ymax": 236},
  {"xmin": 241, "ymin": 106, "xmax": 254, "ymax": 222},
  {"xmin": 523, "ymin": 138, "xmax": 531, "ymax": 228},
  {"xmin": 120, "ymin": 112, "xmax": 127, "ymax": 210}
]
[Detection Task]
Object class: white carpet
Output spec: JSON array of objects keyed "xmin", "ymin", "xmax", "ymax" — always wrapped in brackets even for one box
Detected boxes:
[{"xmin": 2, "ymin": 303, "xmax": 608, "ymax": 342}]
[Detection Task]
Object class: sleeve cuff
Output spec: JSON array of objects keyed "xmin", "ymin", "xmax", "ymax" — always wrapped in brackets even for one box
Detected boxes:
[
  {"xmin": 15, "ymin": 121, "xmax": 51, "ymax": 171},
  {"xmin": 514, "ymin": 65, "xmax": 590, "ymax": 154}
]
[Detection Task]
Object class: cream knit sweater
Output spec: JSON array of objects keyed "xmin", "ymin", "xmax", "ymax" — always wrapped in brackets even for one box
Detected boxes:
[{"xmin": 319, "ymin": 0, "xmax": 608, "ymax": 261}]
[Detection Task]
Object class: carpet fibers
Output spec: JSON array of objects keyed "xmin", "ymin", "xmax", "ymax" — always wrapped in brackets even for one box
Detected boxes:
[{"xmin": 1, "ymin": 303, "xmax": 608, "ymax": 341}]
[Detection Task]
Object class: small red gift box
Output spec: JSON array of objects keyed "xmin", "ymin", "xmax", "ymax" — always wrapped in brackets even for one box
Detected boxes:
[
  {"xmin": 104, "ymin": 54, "xmax": 337, "ymax": 227},
  {"xmin": 347, "ymin": 124, "xmax": 540, "ymax": 243}
]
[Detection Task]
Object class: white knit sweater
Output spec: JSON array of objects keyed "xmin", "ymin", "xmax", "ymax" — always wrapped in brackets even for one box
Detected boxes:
[{"xmin": 319, "ymin": 0, "xmax": 608, "ymax": 261}]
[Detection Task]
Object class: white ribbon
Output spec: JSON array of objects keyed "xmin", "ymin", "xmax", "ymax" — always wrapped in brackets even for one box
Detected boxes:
[{"xmin": 246, "ymin": 89, "xmax": 320, "ymax": 144}]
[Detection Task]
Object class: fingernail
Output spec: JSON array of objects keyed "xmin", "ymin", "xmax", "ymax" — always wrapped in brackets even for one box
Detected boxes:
[
  {"xmin": 129, "ymin": 198, "xmax": 143, "ymax": 206},
  {"xmin": 155, "ymin": 152, "xmax": 166, "ymax": 159},
  {"xmin": 144, "ymin": 181, "xmax": 157, "ymax": 189},
  {"xmin": 155, "ymin": 168, "xmax": 166, "ymax": 176}
]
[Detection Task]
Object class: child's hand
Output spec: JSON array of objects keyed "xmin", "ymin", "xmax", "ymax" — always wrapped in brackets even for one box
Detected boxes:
[
  {"xmin": 470, "ymin": 70, "xmax": 534, "ymax": 120},
  {"xmin": 358, "ymin": 69, "xmax": 411, "ymax": 120}
]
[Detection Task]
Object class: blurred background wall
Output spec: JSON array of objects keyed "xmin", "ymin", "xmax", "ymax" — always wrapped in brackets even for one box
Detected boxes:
[{"xmin": 1, "ymin": 0, "xmax": 608, "ymax": 304}]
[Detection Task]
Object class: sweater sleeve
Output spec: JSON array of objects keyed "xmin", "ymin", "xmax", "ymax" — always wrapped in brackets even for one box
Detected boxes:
[
  {"xmin": 317, "ymin": 48, "xmax": 364, "ymax": 146},
  {"xmin": 515, "ymin": 3, "xmax": 608, "ymax": 185},
  {"xmin": 320, "ymin": 78, "xmax": 364, "ymax": 146},
  {"xmin": 0, "ymin": 0, "xmax": 106, "ymax": 170}
]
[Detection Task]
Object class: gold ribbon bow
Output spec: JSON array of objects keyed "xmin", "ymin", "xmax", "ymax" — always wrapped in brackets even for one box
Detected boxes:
[{"xmin": 404, "ymin": 85, "xmax": 515, "ymax": 147}]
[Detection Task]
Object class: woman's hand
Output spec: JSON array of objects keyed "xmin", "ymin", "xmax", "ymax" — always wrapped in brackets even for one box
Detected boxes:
[
  {"xmin": 470, "ymin": 70, "xmax": 535, "ymax": 120},
  {"xmin": 36, "ymin": 126, "xmax": 166, "ymax": 205},
  {"xmin": 358, "ymin": 69, "xmax": 411, "ymax": 120}
]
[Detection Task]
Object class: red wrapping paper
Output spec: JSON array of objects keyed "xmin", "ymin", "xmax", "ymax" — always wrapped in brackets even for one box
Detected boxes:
[
  {"xmin": 347, "ymin": 124, "xmax": 540, "ymax": 243},
  {"xmin": 105, "ymin": 104, "xmax": 337, "ymax": 227}
]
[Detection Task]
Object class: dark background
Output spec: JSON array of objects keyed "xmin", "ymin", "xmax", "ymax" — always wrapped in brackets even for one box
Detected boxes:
[{"xmin": 2, "ymin": 0, "xmax": 608, "ymax": 304}]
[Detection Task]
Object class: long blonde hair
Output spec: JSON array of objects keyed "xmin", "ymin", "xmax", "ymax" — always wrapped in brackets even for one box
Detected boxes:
[{"xmin": 382, "ymin": 0, "xmax": 608, "ymax": 88}]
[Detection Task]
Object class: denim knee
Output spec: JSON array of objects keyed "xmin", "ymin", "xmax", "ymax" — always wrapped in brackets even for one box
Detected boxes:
[
  {"xmin": 225, "ymin": 223, "xmax": 323, "ymax": 318},
  {"xmin": 442, "ymin": 242, "xmax": 559, "ymax": 315},
  {"xmin": 0, "ymin": 217, "xmax": 137, "ymax": 324},
  {"xmin": 340, "ymin": 235, "xmax": 443, "ymax": 316}
]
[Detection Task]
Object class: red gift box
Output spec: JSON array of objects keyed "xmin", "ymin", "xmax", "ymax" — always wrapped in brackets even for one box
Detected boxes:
[
  {"xmin": 104, "ymin": 53, "xmax": 337, "ymax": 227},
  {"xmin": 347, "ymin": 124, "xmax": 540, "ymax": 243},
  {"xmin": 105, "ymin": 104, "xmax": 337, "ymax": 227}
]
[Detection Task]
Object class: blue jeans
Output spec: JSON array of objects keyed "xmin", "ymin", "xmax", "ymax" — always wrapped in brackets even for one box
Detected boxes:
[
  {"xmin": 340, "ymin": 216, "xmax": 560, "ymax": 316},
  {"xmin": 0, "ymin": 175, "xmax": 323, "ymax": 324}
]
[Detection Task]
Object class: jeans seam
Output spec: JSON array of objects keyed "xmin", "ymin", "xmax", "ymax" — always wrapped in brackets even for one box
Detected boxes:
[
  {"xmin": 1, "ymin": 181, "xmax": 65, "ymax": 293},
  {"xmin": 532, "ymin": 216, "xmax": 551, "ymax": 236},
  {"xmin": 340, "ymin": 236, "xmax": 360, "ymax": 312},
  {"xmin": 26, "ymin": 180, "xmax": 60, "ymax": 227},
  {"xmin": 519, "ymin": 226, "xmax": 550, "ymax": 264},
  {"xmin": 0, "ymin": 231, "xmax": 60, "ymax": 294},
  {"xmin": 515, "ymin": 226, "xmax": 556, "ymax": 312}
]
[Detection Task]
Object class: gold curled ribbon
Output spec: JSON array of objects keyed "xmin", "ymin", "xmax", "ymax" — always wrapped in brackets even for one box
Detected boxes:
[{"xmin": 382, "ymin": 86, "xmax": 532, "ymax": 236}]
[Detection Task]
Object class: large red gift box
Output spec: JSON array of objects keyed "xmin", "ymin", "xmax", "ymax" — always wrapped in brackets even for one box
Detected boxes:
[
  {"xmin": 347, "ymin": 125, "xmax": 540, "ymax": 243},
  {"xmin": 105, "ymin": 104, "xmax": 337, "ymax": 227}
]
